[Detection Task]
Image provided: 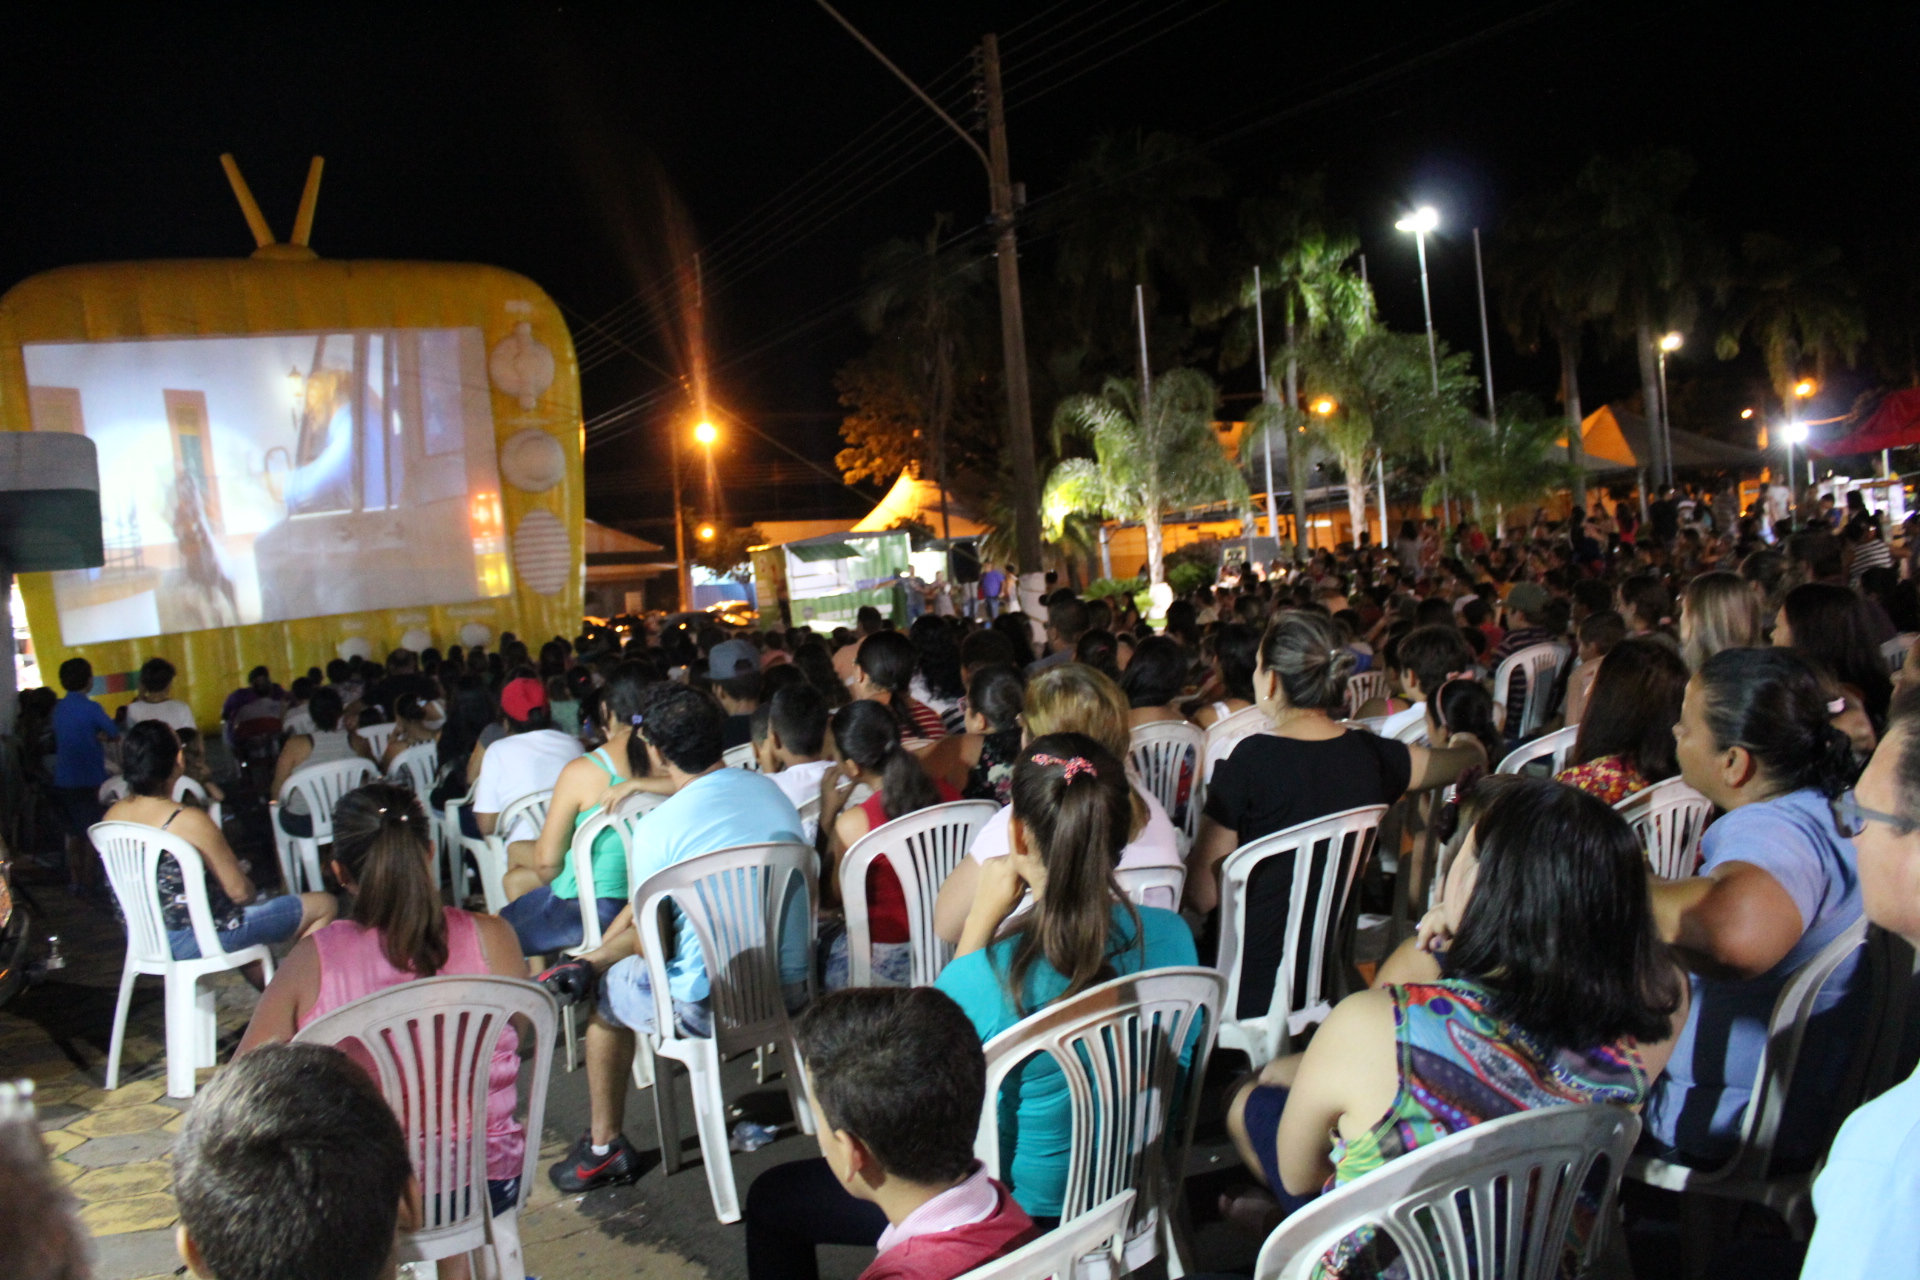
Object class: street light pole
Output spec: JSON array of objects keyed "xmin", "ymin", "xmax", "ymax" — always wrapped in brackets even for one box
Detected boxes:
[
  {"xmin": 814, "ymin": 3, "xmax": 1042, "ymax": 576},
  {"xmin": 1657, "ymin": 332, "xmax": 1683, "ymax": 490},
  {"xmin": 1396, "ymin": 207, "xmax": 1447, "ymax": 529}
]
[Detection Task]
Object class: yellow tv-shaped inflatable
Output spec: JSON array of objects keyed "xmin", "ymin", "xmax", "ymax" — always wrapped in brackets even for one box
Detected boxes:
[{"xmin": 0, "ymin": 157, "xmax": 582, "ymax": 727}]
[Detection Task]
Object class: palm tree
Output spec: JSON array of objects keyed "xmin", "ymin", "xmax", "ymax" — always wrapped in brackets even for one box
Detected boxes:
[
  {"xmin": 1570, "ymin": 150, "xmax": 1709, "ymax": 485},
  {"xmin": 1449, "ymin": 392, "xmax": 1580, "ymax": 530},
  {"xmin": 1045, "ymin": 369, "xmax": 1249, "ymax": 587},
  {"xmin": 1294, "ymin": 331, "xmax": 1478, "ymax": 541},
  {"xmin": 1054, "ymin": 130, "xmax": 1228, "ymax": 320},
  {"xmin": 1231, "ymin": 180, "xmax": 1374, "ymax": 558},
  {"xmin": 1491, "ymin": 193, "xmax": 1593, "ymax": 509},
  {"xmin": 1717, "ymin": 232, "xmax": 1866, "ymax": 414}
]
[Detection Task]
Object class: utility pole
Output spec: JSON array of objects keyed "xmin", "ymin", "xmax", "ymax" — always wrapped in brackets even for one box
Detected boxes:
[
  {"xmin": 980, "ymin": 33, "xmax": 1041, "ymax": 575},
  {"xmin": 813, "ymin": 3, "xmax": 1041, "ymax": 575},
  {"xmin": 671, "ymin": 424, "xmax": 689, "ymax": 611},
  {"xmin": 1252, "ymin": 266, "xmax": 1280, "ymax": 543}
]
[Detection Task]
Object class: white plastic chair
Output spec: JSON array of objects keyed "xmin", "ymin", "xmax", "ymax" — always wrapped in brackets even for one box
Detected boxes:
[
  {"xmin": 445, "ymin": 787, "xmax": 484, "ymax": 907},
  {"xmin": 841, "ymin": 800, "xmax": 999, "ymax": 987},
  {"xmin": 1390, "ymin": 714, "xmax": 1431, "ymax": 747},
  {"xmin": 1496, "ymin": 724, "xmax": 1580, "ymax": 776},
  {"xmin": 171, "ymin": 775, "xmax": 223, "ymax": 830},
  {"xmin": 1216, "ymin": 805, "xmax": 1388, "ymax": 1066},
  {"xmin": 976, "ymin": 966, "xmax": 1224, "ymax": 1276},
  {"xmin": 1345, "ymin": 670, "xmax": 1391, "ymax": 719},
  {"xmin": 90, "ymin": 821, "xmax": 278, "ymax": 1097},
  {"xmin": 952, "ymin": 1191, "xmax": 1134, "ymax": 1280},
  {"xmin": 1492, "ymin": 642, "xmax": 1567, "ymax": 740},
  {"xmin": 1115, "ymin": 864, "xmax": 1186, "ymax": 912},
  {"xmin": 722, "ymin": 742, "xmax": 760, "ymax": 771},
  {"xmin": 1881, "ymin": 633, "xmax": 1914, "ymax": 672},
  {"xmin": 633, "ymin": 841, "xmax": 818, "ymax": 1223},
  {"xmin": 293, "ymin": 975, "xmax": 556, "ymax": 1280},
  {"xmin": 1615, "ymin": 777, "xmax": 1717, "ymax": 880},
  {"xmin": 1128, "ymin": 721, "xmax": 1206, "ymax": 853},
  {"xmin": 472, "ymin": 790, "xmax": 552, "ymax": 916},
  {"xmin": 1628, "ymin": 917, "xmax": 1868, "ymax": 1238},
  {"xmin": 277, "ymin": 756, "xmax": 378, "ymax": 893},
  {"xmin": 1253, "ymin": 1105, "xmax": 1642, "ymax": 1280},
  {"xmin": 558, "ymin": 807, "xmax": 632, "ymax": 1071},
  {"xmin": 1203, "ymin": 703, "xmax": 1270, "ymax": 782},
  {"xmin": 1345, "ymin": 715, "xmax": 1388, "ymax": 735},
  {"xmin": 355, "ymin": 721, "xmax": 396, "ymax": 758},
  {"xmin": 386, "ymin": 741, "xmax": 444, "ymax": 881}
]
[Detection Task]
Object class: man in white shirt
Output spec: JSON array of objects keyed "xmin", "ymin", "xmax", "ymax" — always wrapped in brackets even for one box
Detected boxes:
[
  {"xmin": 473, "ymin": 677, "xmax": 582, "ymax": 860},
  {"xmin": 123, "ymin": 657, "xmax": 197, "ymax": 734},
  {"xmin": 753, "ymin": 685, "xmax": 836, "ymax": 842}
]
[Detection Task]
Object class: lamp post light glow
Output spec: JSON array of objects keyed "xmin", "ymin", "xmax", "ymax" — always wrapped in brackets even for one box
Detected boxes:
[
  {"xmin": 1659, "ymin": 331, "xmax": 1684, "ymax": 352},
  {"xmin": 1312, "ymin": 397, "xmax": 1337, "ymax": 416},
  {"xmin": 694, "ymin": 421, "xmax": 718, "ymax": 445},
  {"xmin": 1794, "ymin": 379, "xmax": 1816, "ymax": 399},
  {"xmin": 1740, "ymin": 408, "xmax": 1754, "ymax": 419},
  {"xmin": 697, "ymin": 523, "xmax": 716, "ymax": 541},
  {"xmin": 1395, "ymin": 204, "xmax": 1446, "ymax": 524},
  {"xmin": 1783, "ymin": 419, "xmax": 1811, "ymax": 517}
]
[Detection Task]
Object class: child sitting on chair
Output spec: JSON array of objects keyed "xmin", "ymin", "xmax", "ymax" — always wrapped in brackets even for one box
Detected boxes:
[{"xmin": 745, "ymin": 987, "xmax": 1038, "ymax": 1280}]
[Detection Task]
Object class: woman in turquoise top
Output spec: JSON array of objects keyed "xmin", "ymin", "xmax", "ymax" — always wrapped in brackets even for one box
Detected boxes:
[
  {"xmin": 935, "ymin": 733, "xmax": 1197, "ymax": 1222},
  {"xmin": 499, "ymin": 663, "xmax": 650, "ymax": 956}
]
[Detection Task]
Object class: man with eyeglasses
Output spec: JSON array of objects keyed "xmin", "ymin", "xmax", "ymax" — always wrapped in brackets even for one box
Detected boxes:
[{"xmin": 1799, "ymin": 690, "xmax": 1920, "ymax": 1278}]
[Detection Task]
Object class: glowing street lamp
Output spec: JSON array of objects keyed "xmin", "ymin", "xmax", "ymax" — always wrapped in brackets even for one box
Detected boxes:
[
  {"xmin": 1654, "ymin": 331, "xmax": 1683, "ymax": 488},
  {"xmin": 1740, "ymin": 408, "xmax": 1754, "ymax": 419},
  {"xmin": 1395, "ymin": 204, "xmax": 1447, "ymax": 523},
  {"xmin": 1794, "ymin": 380, "xmax": 1817, "ymax": 399},
  {"xmin": 1312, "ymin": 397, "xmax": 1337, "ymax": 416},
  {"xmin": 694, "ymin": 420, "xmax": 718, "ymax": 445},
  {"xmin": 697, "ymin": 523, "xmax": 716, "ymax": 541}
]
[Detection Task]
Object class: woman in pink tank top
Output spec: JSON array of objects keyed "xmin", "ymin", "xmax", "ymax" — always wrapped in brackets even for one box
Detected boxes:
[{"xmin": 240, "ymin": 783, "xmax": 529, "ymax": 1240}]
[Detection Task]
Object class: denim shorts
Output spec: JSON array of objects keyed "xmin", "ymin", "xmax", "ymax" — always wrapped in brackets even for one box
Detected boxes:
[
  {"xmin": 500, "ymin": 888, "xmax": 623, "ymax": 956},
  {"xmin": 168, "ymin": 894, "xmax": 305, "ymax": 960},
  {"xmin": 821, "ymin": 932, "xmax": 912, "ymax": 991},
  {"xmin": 597, "ymin": 956, "xmax": 713, "ymax": 1038}
]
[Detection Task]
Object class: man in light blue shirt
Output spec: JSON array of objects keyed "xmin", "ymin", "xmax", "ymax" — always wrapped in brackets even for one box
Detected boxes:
[
  {"xmin": 545, "ymin": 685, "xmax": 809, "ymax": 1194},
  {"xmin": 1799, "ymin": 692, "xmax": 1920, "ymax": 1278}
]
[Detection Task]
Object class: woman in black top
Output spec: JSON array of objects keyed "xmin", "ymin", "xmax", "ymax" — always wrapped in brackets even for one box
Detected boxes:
[{"xmin": 1187, "ymin": 610, "xmax": 1486, "ymax": 1018}]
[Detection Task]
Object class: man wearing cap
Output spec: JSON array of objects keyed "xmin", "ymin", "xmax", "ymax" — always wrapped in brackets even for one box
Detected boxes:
[
  {"xmin": 1489, "ymin": 581, "xmax": 1558, "ymax": 739},
  {"xmin": 473, "ymin": 675, "xmax": 583, "ymax": 866},
  {"xmin": 708, "ymin": 637, "xmax": 763, "ymax": 750}
]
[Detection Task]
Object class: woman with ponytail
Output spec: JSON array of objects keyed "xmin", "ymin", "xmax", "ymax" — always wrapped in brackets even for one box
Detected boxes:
[
  {"xmin": 850, "ymin": 629, "xmax": 948, "ymax": 740},
  {"xmin": 935, "ymin": 734, "xmax": 1197, "ymax": 1223},
  {"xmin": 1189, "ymin": 610, "xmax": 1488, "ymax": 1020},
  {"xmin": 239, "ymin": 782, "xmax": 529, "ymax": 1254},
  {"xmin": 1647, "ymin": 646, "xmax": 1869, "ymax": 1167},
  {"xmin": 819, "ymin": 698, "xmax": 959, "ymax": 988},
  {"xmin": 499, "ymin": 662, "xmax": 656, "ymax": 956}
]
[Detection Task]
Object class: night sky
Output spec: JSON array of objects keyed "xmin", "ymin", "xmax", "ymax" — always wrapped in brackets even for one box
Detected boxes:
[{"xmin": 4, "ymin": 2, "xmax": 1914, "ymax": 535}]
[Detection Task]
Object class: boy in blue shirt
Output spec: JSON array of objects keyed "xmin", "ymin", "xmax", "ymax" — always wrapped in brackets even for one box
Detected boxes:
[{"xmin": 48, "ymin": 658, "xmax": 116, "ymax": 889}]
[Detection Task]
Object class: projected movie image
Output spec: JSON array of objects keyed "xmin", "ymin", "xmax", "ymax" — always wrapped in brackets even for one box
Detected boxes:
[{"xmin": 27, "ymin": 328, "xmax": 510, "ymax": 645}]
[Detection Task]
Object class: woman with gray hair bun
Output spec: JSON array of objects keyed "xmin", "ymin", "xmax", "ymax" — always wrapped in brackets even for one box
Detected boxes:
[{"xmin": 1187, "ymin": 609, "xmax": 1489, "ymax": 1021}]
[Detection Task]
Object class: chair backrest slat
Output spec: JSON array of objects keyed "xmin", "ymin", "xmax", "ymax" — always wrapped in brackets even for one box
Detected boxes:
[
  {"xmin": 1254, "ymin": 1106, "xmax": 1641, "ymax": 1280},
  {"xmin": 1216, "ymin": 805, "xmax": 1387, "ymax": 1064},
  {"xmin": 1614, "ymin": 777, "xmax": 1716, "ymax": 880},
  {"xmin": 841, "ymin": 800, "xmax": 999, "ymax": 987},
  {"xmin": 283, "ymin": 757, "xmax": 379, "ymax": 840},
  {"xmin": 1128, "ymin": 721, "xmax": 1206, "ymax": 850},
  {"xmin": 1496, "ymin": 724, "xmax": 1580, "ymax": 777},
  {"xmin": 633, "ymin": 841, "xmax": 817, "ymax": 1056},
  {"xmin": 1203, "ymin": 704, "xmax": 1269, "ymax": 783},
  {"xmin": 975, "ymin": 968, "xmax": 1223, "ymax": 1256},
  {"xmin": 951, "ymin": 1191, "xmax": 1133, "ymax": 1280},
  {"xmin": 1494, "ymin": 643, "xmax": 1568, "ymax": 741},
  {"xmin": 495, "ymin": 789, "xmax": 554, "ymax": 845},
  {"xmin": 388, "ymin": 741, "xmax": 439, "ymax": 798},
  {"xmin": 1345, "ymin": 670, "xmax": 1391, "ymax": 720},
  {"xmin": 294, "ymin": 975, "xmax": 557, "ymax": 1250},
  {"xmin": 722, "ymin": 743, "xmax": 761, "ymax": 772}
]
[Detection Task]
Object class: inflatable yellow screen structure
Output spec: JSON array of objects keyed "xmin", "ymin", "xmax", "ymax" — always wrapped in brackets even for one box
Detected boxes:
[{"xmin": 0, "ymin": 157, "xmax": 583, "ymax": 727}]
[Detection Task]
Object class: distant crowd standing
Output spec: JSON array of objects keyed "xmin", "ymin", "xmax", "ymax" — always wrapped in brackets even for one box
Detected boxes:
[{"xmin": 8, "ymin": 481, "xmax": 1920, "ymax": 1280}]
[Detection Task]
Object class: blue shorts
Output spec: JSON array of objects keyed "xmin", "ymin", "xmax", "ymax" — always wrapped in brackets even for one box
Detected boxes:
[
  {"xmin": 1241, "ymin": 1083, "xmax": 1319, "ymax": 1215},
  {"xmin": 597, "ymin": 956, "xmax": 713, "ymax": 1038},
  {"xmin": 500, "ymin": 887, "xmax": 624, "ymax": 956},
  {"xmin": 821, "ymin": 932, "xmax": 912, "ymax": 991},
  {"xmin": 168, "ymin": 894, "xmax": 305, "ymax": 960}
]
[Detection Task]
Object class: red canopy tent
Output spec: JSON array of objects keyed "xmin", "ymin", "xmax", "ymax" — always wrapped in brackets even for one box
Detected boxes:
[{"xmin": 1820, "ymin": 388, "xmax": 1920, "ymax": 455}]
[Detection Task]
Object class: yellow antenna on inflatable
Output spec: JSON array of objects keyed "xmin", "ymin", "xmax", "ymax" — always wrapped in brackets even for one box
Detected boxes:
[{"xmin": 218, "ymin": 153, "xmax": 323, "ymax": 260}]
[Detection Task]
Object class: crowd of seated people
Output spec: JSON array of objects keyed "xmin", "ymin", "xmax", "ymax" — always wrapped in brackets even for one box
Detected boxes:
[{"xmin": 21, "ymin": 492, "xmax": 1920, "ymax": 1280}]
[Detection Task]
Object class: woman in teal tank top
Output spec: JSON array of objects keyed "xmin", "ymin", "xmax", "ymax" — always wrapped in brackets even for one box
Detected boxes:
[
  {"xmin": 1222, "ymin": 777, "xmax": 1688, "ymax": 1274},
  {"xmin": 498, "ymin": 664, "xmax": 651, "ymax": 956}
]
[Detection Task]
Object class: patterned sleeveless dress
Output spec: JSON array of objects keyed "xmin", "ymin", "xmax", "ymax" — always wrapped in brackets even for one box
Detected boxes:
[{"xmin": 1317, "ymin": 980, "xmax": 1649, "ymax": 1279}]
